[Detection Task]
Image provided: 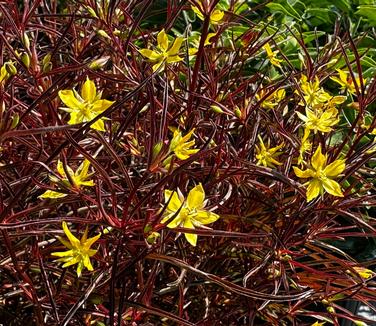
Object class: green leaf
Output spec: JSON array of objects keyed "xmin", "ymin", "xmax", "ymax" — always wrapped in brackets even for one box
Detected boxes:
[
  {"xmin": 355, "ymin": 5, "xmax": 376, "ymax": 26},
  {"xmin": 266, "ymin": 2, "xmax": 301, "ymax": 20}
]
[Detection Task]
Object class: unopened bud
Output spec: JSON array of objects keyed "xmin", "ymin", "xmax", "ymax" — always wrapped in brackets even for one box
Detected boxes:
[
  {"xmin": 11, "ymin": 113, "xmax": 19, "ymax": 129},
  {"xmin": 234, "ymin": 107, "xmax": 242, "ymax": 119},
  {"xmin": 88, "ymin": 56, "xmax": 110, "ymax": 70},
  {"xmin": 152, "ymin": 141, "xmax": 163, "ymax": 159},
  {"xmin": 43, "ymin": 62, "xmax": 52, "ymax": 73},
  {"xmin": 5, "ymin": 62, "xmax": 17, "ymax": 76},
  {"xmin": 210, "ymin": 105, "xmax": 223, "ymax": 114},
  {"xmin": 97, "ymin": 29, "xmax": 111, "ymax": 39},
  {"xmin": 354, "ymin": 321, "xmax": 368, "ymax": 326},
  {"xmin": 326, "ymin": 306, "xmax": 335, "ymax": 314},
  {"xmin": 21, "ymin": 53, "xmax": 30, "ymax": 68},
  {"xmin": 42, "ymin": 53, "xmax": 51, "ymax": 66},
  {"xmin": 22, "ymin": 32, "xmax": 30, "ymax": 50},
  {"xmin": 85, "ymin": 5, "xmax": 98, "ymax": 18}
]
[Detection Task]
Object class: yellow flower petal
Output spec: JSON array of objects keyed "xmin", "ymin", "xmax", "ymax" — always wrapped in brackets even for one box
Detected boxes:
[
  {"xmin": 62, "ymin": 221, "xmax": 81, "ymax": 247},
  {"xmin": 194, "ymin": 210, "xmax": 220, "ymax": 225},
  {"xmin": 157, "ymin": 29, "xmax": 169, "ymax": 52},
  {"xmin": 164, "ymin": 189, "xmax": 183, "ymax": 212},
  {"xmin": 322, "ymin": 178, "xmax": 343, "ymax": 197},
  {"xmin": 58, "ymin": 90, "xmax": 83, "ymax": 109},
  {"xmin": 81, "ymin": 77, "xmax": 96, "ymax": 103},
  {"xmin": 90, "ymin": 119, "xmax": 106, "ymax": 131},
  {"xmin": 293, "ymin": 166, "xmax": 314, "ymax": 179},
  {"xmin": 91, "ymin": 99, "xmax": 114, "ymax": 112},
  {"xmin": 187, "ymin": 183, "xmax": 205, "ymax": 209},
  {"xmin": 51, "ymin": 250, "xmax": 74, "ymax": 257},
  {"xmin": 168, "ymin": 37, "xmax": 184, "ymax": 56},
  {"xmin": 306, "ymin": 179, "xmax": 322, "ymax": 202},
  {"xmin": 324, "ymin": 159, "xmax": 345, "ymax": 177},
  {"xmin": 311, "ymin": 145, "xmax": 327, "ymax": 171},
  {"xmin": 210, "ymin": 9, "xmax": 224, "ymax": 23},
  {"xmin": 138, "ymin": 49, "xmax": 161, "ymax": 61},
  {"xmin": 183, "ymin": 218, "xmax": 197, "ymax": 246},
  {"xmin": 39, "ymin": 189, "xmax": 67, "ymax": 199}
]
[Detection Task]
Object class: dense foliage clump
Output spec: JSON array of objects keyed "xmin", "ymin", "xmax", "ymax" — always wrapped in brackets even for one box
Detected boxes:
[{"xmin": 0, "ymin": 0, "xmax": 375, "ymax": 325}]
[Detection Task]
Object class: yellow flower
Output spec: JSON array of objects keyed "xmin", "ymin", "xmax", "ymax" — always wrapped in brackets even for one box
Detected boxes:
[
  {"xmin": 311, "ymin": 322, "xmax": 326, "ymax": 326},
  {"xmin": 58, "ymin": 77, "xmax": 114, "ymax": 131},
  {"xmin": 138, "ymin": 29, "xmax": 184, "ymax": 72},
  {"xmin": 188, "ymin": 32, "xmax": 217, "ymax": 55},
  {"xmin": 293, "ymin": 145, "xmax": 345, "ymax": 202},
  {"xmin": 263, "ymin": 43, "xmax": 283, "ymax": 68},
  {"xmin": 297, "ymin": 106, "xmax": 339, "ymax": 134},
  {"xmin": 39, "ymin": 159, "xmax": 95, "ymax": 199},
  {"xmin": 330, "ymin": 69, "xmax": 366, "ymax": 96},
  {"xmin": 298, "ymin": 75, "xmax": 331, "ymax": 108},
  {"xmin": 256, "ymin": 88, "xmax": 286, "ymax": 110},
  {"xmin": 169, "ymin": 129, "xmax": 199, "ymax": 160},
  {"xmin": 52, "ymin": 221, "xmax": 100, "ymax": 277},
  {"xmin": 353, "ymin": 266, "xmax": 374, "ymax": 279},
  {"xmin": 191, "ymin": 2, "xmax": 224, "ymax": 24},
  {"xmin": 161, "ymin": 183, "xmax": 220, "ymax": 246},
  {"xmin": 255, "ymin": 135, "xmax": 283, "ymax": 168},
  {"xmin": 297, "ymin": 128, "xmax": 312, "ymax": 166}
]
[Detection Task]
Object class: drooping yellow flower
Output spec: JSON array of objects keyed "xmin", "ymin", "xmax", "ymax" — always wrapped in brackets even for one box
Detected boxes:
[
  {"xmin": 191, "ymin": 2, "xmax": 224, "ymax": 24},
  {"xmin": 298, "ymin": 75, "xmax": 331, "ymax": 108},
  {"xmin": 161, "ymin": 183, "xmax": 220, "ymax": 246},
  {"xmin": 293, "ymin": 145, "xmax": 345, "ymax": 202},
  {"xmin": 353, "ymin": 266, "xmax": 374, "ymax": 279},
  {"xmin": 169, "ymin": 129, "xmax": 199, "ymax": 160},
  {"xmin": 51, "ymin": 221, "xmax": 100, "ymax": 277},
  {"xmin": 297, "ymin": 107, "xmax": 339, "ymax": 134},
  {"xmin": 297, "ymin": 128, "xmax": 312, "ymax": 166},
  {"xmin": 58, "ymin": 77, "xmax": 114, "ymax": 131},
  {"xmin": 330, "ymin": 69, "xmax": 366, "ymax": 96},
  {"xmin": 39, "ymin": 159, "xmax": 95, "ymax": 199},
  {"xmin": 256, "ymin": 88, "xmax": 286, "ymax": 110},
  {"xmin": 139, "ymin": 29, "xmax": 184, "ymax": 72},
  {"xmin": 255, "ymin": 135, "xmax": 283, "ymax": 168},
  {"xmin": 263, "ymin": 43, "xmax": 283, "ymax": 68}
]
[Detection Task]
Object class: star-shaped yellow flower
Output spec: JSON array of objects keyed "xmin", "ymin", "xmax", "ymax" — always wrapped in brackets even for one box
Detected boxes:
[
  {"xmin": 256, "ymin": 88, "xmax": 286, "ymax": 110},
  {"xmin": 293, "ymin": 145, "xmax": 345, "ymax": 202},
  {"xmin": 139, "ymin": 29, "xmax": 184, "ymax": 72},
  {"xmin": 52, "ymin": 221, "xmax": 100, "ymax": 277},
  {"xmin": 191, "ymin": 1, "xmax": 224, "ymax": 24},
  {"xmin": 161, "ymin": 183, "xmax": 220, "ymax": 246},
  {"xmin": 263, "ymin": 43, "xmax": 283, "ymax": 68},
  {"xmin": 255, "ymin": 135, "xmax": 283, "ymax": 168},
  {"xmin": 297, "ymin": 107, "xmax": 339, "ymax": 134},
  {"xmin": 330, "ymin": 69, "xmax": 366, "ymax": 96},
  {"xmin": 169, "ymin": 128, "xmax": 199, "ymax": 160},
  {"xmin": 39, "ymin": 159, "xmax": 95, "ymax": 199},
  {"xmin": 58, "ymin": 77, "xmax": 114, "ymax": 131},
  {"xmin": 298, "ymin": 75, "xmax": 331, "ymax": 108}
]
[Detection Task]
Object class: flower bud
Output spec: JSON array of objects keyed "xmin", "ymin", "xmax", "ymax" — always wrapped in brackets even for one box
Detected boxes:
[
  {"xmin": 210, "ymin": 105, "xmax": 224, "ymax": 114},
  {"xmin": 88, "ymin": 56, "xmax": 110, "ymax": 70},
  {"xmin": 22, "ymin": 32, "xmax": 30, "ymax": 50},
  {"xmin": 97, "ymin": 29, "xmax": 111, "ymax": 39},
  {"xmin": 5, "ymin": 62, "xmax": 17, "ymax": 76},
  {"xmin": 326, "ymin": 306, "xmax": 335, "ymax": 314},
  {"xmin": 234, "ymin": 107, "xmax": 242, "ymax": 119},
  {"xmin": 21, "ymin": 53, "xmax": 30, "ymax": 68}
]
